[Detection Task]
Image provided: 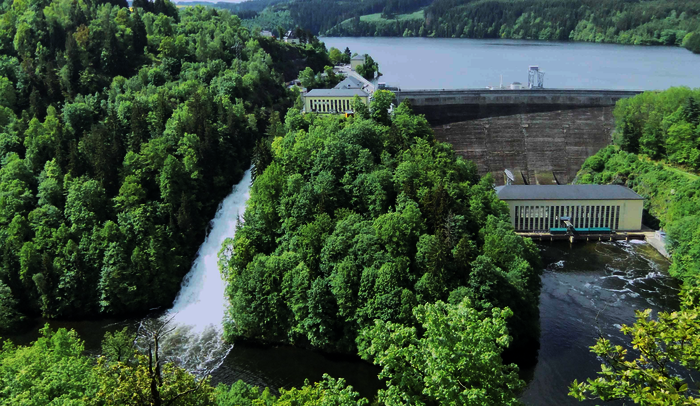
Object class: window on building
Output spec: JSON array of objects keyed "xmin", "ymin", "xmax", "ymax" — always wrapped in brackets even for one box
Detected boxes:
[{"xmin": 594, "ymin": 206, "xmax": 599, "ymax": 228}]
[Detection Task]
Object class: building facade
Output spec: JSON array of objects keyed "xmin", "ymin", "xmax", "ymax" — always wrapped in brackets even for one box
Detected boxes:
[
  {"xmin": 496, "ymin": 185, "xmax": 644, "ymax": 232},
  {"xmin": 304, "ymin": 88, "xmax": 369, "ymax": 114},
  {"xmin": 350, "ymin": 54, "xmax": 366, "ymax": 71}
]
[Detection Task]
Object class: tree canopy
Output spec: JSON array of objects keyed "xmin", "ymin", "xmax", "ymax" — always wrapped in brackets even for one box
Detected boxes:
[
  {"xmin": 570, "ymin": 285, "xmax": 700, "ymax": 404},
  {"xmin": 576, "ymin": 88, "xmax": 700, "ymax": 281},
  {"xmin": 360, "ymin": 298, "xmax": 524, "ymax": 405},
  {"xmin": 215, "ymin": 0, "xmax": 700, "ymax": 54},
  {"xmin": 219, "ymin": 95, "xmax": 541, "ymax": 357},
  {"xmin": 0, "ymin": 0, "xmax": 330, "ymax": 324}
]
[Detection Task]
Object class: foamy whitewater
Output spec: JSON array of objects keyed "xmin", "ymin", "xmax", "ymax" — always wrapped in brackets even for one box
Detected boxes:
[{"xmin": 151, "ymin": 168, "xmax": 252, "ymax": 375}]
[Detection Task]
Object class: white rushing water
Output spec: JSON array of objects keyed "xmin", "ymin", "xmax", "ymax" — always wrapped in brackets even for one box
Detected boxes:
[
  {"xmin": 147, "ymin": 168, "xmax": 252, "ymax": 376},
  {"xmin": 168, "ymin": 168, "xmax": 252, "ymax": 330}
]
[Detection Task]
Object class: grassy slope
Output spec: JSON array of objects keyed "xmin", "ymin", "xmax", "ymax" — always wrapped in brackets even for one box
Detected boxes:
[
  {"xmin": 577, "ymin": 146, "xmax": 700, "ymax": 280},
  {"xmin": 359, "ymin": 9, "xmax": 425, "ymax": 23}
]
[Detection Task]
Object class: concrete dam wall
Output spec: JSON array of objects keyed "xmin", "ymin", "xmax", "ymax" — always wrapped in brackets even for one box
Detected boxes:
[{"xmin": 394, "ymin": 89, "xmax": 641, "ymax": 185}]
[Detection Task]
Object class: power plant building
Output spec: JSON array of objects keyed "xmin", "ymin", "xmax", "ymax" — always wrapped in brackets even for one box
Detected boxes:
[
  {"xmin": 303, "ymin": 88, "xmax": 369, "ymax": 114},
  {"xmin": 496, "ymin": 185, "xmax": 644, "ymax": 232}
]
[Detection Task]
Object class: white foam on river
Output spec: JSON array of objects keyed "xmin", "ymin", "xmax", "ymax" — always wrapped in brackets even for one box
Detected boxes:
[{"xmin": 145, "ymin": 168, "xmax": 251, "ymax": 376}]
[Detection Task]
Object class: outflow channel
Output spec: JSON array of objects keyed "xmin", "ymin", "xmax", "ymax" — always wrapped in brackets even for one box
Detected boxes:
[
  {"xmin": 520, "ymin": 240, "xmax": 679, "ymax": 405},
  {"xmin": 155, "ymin": 168, "xmax": 253, "ymax": 376}
]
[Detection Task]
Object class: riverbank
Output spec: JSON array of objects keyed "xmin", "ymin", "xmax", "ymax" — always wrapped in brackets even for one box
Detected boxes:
[{"xmin": 577, "ymin": 143, "xmax": 700, "ymax": 281}]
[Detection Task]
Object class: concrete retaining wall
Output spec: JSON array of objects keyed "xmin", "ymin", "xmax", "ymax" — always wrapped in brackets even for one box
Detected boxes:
[{"xmin": 393, "ymin": 89, "xmax": 642, "ymax": 185}]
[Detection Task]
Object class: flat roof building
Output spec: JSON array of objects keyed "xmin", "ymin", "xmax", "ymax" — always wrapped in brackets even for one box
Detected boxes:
[
  {"xmin": 496, "ymin": 185, "xmax": 644, "ymax": 232},
  {"xmin": 304, "ymin": 88, "xmax": 369, "ymax": 114}
]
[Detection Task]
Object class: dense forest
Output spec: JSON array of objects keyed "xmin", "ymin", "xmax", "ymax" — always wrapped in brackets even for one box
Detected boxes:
[
  {"xmin": 571, "ymin": 90, "xmax": 700, "ymax": 404},
  {"xmin": 219, "ymin": 91, "xmax": 542, "ymax": 360},
  {"xmin": 213, "ymin": 0, "xmax": 700, "ymax": 54},
  {"xmin": 209, "ymin": 0, "xmax": 432, "ymax": 36},
  {"xmin": 576, "ymin": 87, "xmax": 700, "ymax": 281},
  {"xmin": 0, "ymin": 0, "xmax": 331, "ymax": 330}
]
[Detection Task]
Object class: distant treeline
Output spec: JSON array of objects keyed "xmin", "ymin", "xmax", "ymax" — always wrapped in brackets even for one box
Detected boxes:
[
  {"xmin": 202, "ymin": 0, "xmax": 431, "ymax": 35},
  {"xmin": 214, "ymin": 0, "xmax": 700, "ymax": 54}
]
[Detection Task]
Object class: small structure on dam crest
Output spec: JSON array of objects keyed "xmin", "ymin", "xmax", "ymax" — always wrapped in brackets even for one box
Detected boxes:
[{"xmin": 496, "ymin": 185, "xmax": 644, "ymax": 233}]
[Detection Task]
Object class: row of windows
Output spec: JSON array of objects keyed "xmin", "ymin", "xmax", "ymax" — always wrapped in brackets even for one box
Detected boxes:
[
  {"xmin": 309, "ymin": 98, "xmax": 353, "ymax": 113},
  {"xmin": 513, "ymin": 205, "xmax": 621, "ymax": 231}
]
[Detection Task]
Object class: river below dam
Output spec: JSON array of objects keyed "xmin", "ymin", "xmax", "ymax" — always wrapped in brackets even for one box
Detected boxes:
[
  {"xmin": 321, "ymin": 37, "xmax": 700, "ymax": 90},
  {"xmin": 8, "ymin": 204, "xmax": 678, "ymax": 404}
]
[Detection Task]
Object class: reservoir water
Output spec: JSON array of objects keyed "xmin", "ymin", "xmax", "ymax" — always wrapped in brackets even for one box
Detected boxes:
[{"xmin": 321, "ymin": 37, "xmax": 700, "ymax": 90}]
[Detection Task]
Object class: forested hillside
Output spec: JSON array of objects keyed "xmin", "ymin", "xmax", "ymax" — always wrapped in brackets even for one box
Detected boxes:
[
  {"xmin": 576, "ymin": 88, "xmax": 700, "ymax": 281},
  {"xmin": 217, "ymin": 0, "xmax": 700, "ymax": 54},
  {"xmin": 0, "ymin": 0, "xmax": 330, "ymax": 329},
  {"xmin": 219, "ymin": 92, "xmax": 542, "ymax": 359},
  {"xmin": 210, "ymin": 0, "xmax": 432, "ymax": 35}
]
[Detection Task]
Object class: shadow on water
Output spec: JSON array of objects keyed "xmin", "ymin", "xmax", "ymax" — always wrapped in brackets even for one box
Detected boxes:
[
  {"xmin": 520, "ymin": 240, "xmax": 679, "ymax": 405},
  {"xmin": 211, "ymin": 342, "xmax": 383, "ymax": 399},
  {"xmin": 5, "ymin": 317, "xmax": 137, "ymax": 355}
]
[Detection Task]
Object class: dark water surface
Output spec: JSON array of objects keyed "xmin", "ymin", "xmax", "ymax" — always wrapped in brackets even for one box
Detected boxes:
[
  {"xmin": 8, "ymin": 240, "xmax": 678, "ymax": 404},
  {"xmin": 521, "ymin": 241, "xmax": 678, "ymax": 405},
  {"xmin": 321, "ymin": 37, "xmax": 700, "ymax": 90}
]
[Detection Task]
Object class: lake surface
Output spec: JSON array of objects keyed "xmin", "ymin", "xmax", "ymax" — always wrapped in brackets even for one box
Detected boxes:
[{"xmin": 321, "ymin": 37, "xmax": 700, "ymax": 90}]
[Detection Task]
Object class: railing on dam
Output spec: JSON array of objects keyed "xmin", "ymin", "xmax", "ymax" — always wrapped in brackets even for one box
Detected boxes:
[{"xmin": 394, "ymin": 88, "xmax": 644, "ymax": 106}]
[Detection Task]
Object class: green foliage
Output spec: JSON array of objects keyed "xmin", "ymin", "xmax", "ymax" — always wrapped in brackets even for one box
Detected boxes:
[
  {"xmin": 0, "ymin": 280, "xmax": 23, "ymax": 332},
  {"xmin": 369, "ymin": 89, "xmax": 393, "ymax": 125},
  {"xmin": 221, "ymin": 95, "xmax": 541, "ymax": 356},
  {"xmin": 328, "ymin": 47, "xmax": 344, "ymax": 65},
  {"xmin": 0, "ymin": 325, "xmax": 98, "ymax": 405},
  {"xmin": 94, "ymin": 354, "xmax": 215, "ymax": 406},
  {"xmin": 276, "ymin": 375, "xmax": 368, "ymax": 406},
  {"xmin": 352, "ymin": 95, "xmax": 370, "ymax": 120},
  {"xmin": 0, "ymin": 0, "xmax": 329, "ymax": 320},
  {"xmin": 0, "ymin": 324, "xmax": 373, "ymax": 406},
  {"xmin": 570, "ymin": 285, "xmax": 700, "ymax": 404},
  {"xmin": 683, "ymin": 31, "xmax": 700, "ymax": 53},
  {"xmin": 360, "ymin": 298, "xmax": 524, "ymax": 405},
  {"xmin": 577, "ymin": 88, "xmax": 700, "ymax": 281},
  {"xmin": 355, "ymin": 55, "xmax": 379, "ymax": 80},
  {"xmin": 298, "ymin": 66, "xmax": 343, "ymax": 91},
  {"xmin": 612, "ymin": 87, "xmax": 700, "ymax": 168},
  {"xmin": 101, "ymin": 327, "xmax": 136, "ymax": 364},
  {"xmin": 215, "ymin": 380, "xmax": 276, "ymax": 406},
  {"xmin": 215, "ymin": 375, "xmax": 367, "ymax": 406}
]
